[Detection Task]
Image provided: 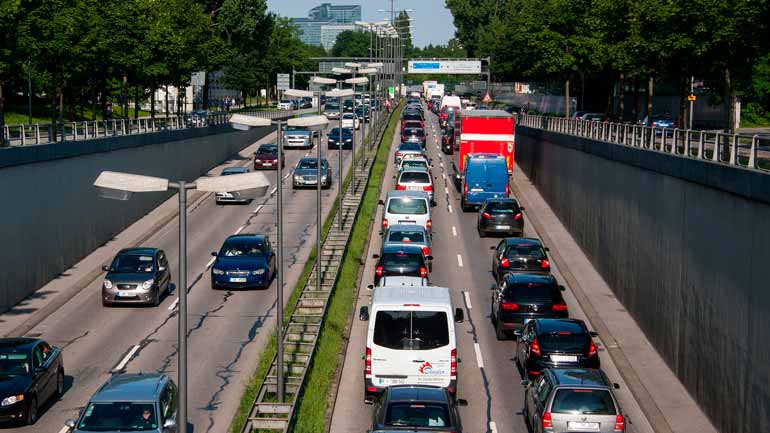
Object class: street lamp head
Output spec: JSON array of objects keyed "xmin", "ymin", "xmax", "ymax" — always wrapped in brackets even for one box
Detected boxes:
[
  {"xmin": 374, "ymin": 20, "xmax": 390, "ymax": 26},
  {"xmin": 367, "ymin": 62, "xmax": 384, "ymax": 68},
  {"xmin": 358, "ymin": 68, "xmax": 378, "ymax": 74},
  {"xmin": 284, "ymin": 88, "xmax": 315, "ymax": 98},
  {"xmin": 94, "ymin": 171, "xmax": 170, "ymax": 201},
  {"xmin": 230, "ymin": 114, "xmax": 271, "ymax": 130},
  {"xmin": 344, "ymin": 62, "xmax": 362, "ymax": 68},
  {"xmin": 354, "ymin": 20, "xmax": 370, "ymax": 27},
  {"xmin": 311, "ymin": 77, "xmax": 338, "ymax": 85},
  {"xmin": 287, "ymin": 115, "xmax": 329, "ymax": 130},
  {"xmin": 326, "ymin": 88, "xmax": 355, "ymax": 99},
  {"xmin": 332, "ymin": 67, "xmax": 352, "ymax": 74},
  {"xmin": 345, "ymin": 77, "xmax": 369, "ymax": 85},
  {"xmin": 196, "ymin": 171, "xmax": 270, "ymax": 199}
]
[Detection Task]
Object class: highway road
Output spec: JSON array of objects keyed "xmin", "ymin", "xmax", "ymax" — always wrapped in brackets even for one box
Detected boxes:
[
  {"xmin": 330, "ymin": 108, "xmax": 657, "ymax": 433},
  {"xmin": 3, "ymin": 120, "xmax": 367, "ymax": 433}
]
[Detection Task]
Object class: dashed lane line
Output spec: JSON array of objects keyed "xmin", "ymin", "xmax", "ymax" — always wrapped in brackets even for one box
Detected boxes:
[
  {"xmin": 452, "ymin": 226, "xmax": 457, "ymax": 237},
  {"xmin": 113, "ymin": 344, "xmax": 140, "ymax": 372},
  {"xmin": 253, "ymin": 204, "xmax": 264, "ymax": 214},
  {"xmin": 234, "ymin": 225, "xmax": 246, "ymax": 235},
  {"xmin": 457, "ymin": 254, "xmax": 463, "ymax": 268},
  {"xmin": 490, "ymin": 421, "xmax": 498, "ymax": 433},
  {"xmin": 474, "ymin": 342, "xmax": 485, "ymax": 368},
  {"xmin": 463, "ymin": 291, "xmax": 472, "ymax": 309},
  {"xmin": 167, "ymin": 297, "xmax": 180, "ymax": 311},
  {"xmin": 448, "ymin": 204, "xmax": 453, "ymax": 214}
]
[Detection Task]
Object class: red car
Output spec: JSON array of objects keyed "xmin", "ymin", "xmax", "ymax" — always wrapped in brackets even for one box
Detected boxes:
[{"xmin": 254, "ymin": 143, "xmax": 285, "ymax": 170}]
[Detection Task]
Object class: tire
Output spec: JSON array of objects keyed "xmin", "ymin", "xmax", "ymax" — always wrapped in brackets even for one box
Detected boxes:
[
  {"xmin": 495, "ymin": 319, "xmax": 507, "ymax": 341},
  {"xmin": 151, "ymin": 291, "xmax": 160, "ymax": 307},
  {"xmin": 460, "ymin": 198, "xmax": 469, "ymax": 212},
  {"xmin": 56, "ymin": 369, "xmax": 64, "ymax": 397},
  {"xmin": 24, "ymin": 396, "xmax": 37, "ymax": 426}
]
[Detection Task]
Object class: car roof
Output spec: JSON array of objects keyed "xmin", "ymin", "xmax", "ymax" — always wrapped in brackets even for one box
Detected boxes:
[
  {"xmin": 0, "ymin": 338, "xmax": 40, "ymax": 351},
  {"xmin": 222, "ymin": 167, "xmax": 249, "ymax": 174},
  {"xmin": 504, "ymin": 237, "xmax": 543, "ymax": 246},
  {"xmin": 118, "ymin": 247, "xmax": 158, "ymax": 256},
  {"xmin": 503, "ymin": 272, "xmax": 556, "ymax": 284},
  {"xmin": 386, "ymin": 190, "xmax": 430, "ymax": 199},
  {"xmin": 461, "ymin": 109, "xmax": 512, "ymax": 118},
  {"xmin": 387, "ymin": 385, "xmax": 448, "ymax": 403},
  {"xmin": 299, "ymin": 157, "xmax": 327, "ymax": 163},
  {"xmin": 547, "ymin": 368, "xmax": 611, "ymax": 388},
  {"xmin": 91, "ymin": 373, "xmax": 167, "ymax": 403},
  {"xmin": 225, "ymin": 234, "xmax": 267, "ymax": 242},
  {"xmin": 372, "ymin": 286, "xmax": 451, "ymax": 306},
  {"xmin": 382, "ymin": 244, "xmax": 424, "ymax": 254},
  {"xmin": 535, "ymin": 319, "xmax": 587, "ymax": 335}
]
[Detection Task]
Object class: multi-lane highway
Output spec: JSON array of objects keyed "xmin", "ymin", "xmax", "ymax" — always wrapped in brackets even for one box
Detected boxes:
[
  {"xmin": 4, "ymin": 121, "xmax": 365, "ymax": 433},
  {"xmin": 329, "ymin": 107, "xmax": 657, "ymax": 433}
]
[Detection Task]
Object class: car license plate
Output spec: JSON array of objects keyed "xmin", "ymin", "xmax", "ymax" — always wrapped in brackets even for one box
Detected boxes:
[
  {"xmin": 550, "ymin": 355, "xmax": 578, "ymax": 363},
  {"xmin": 568, "ymin": 421, "xmax": 600, "ymax": 431},
  {"xmin": 377, "ymin": 377, "xmax": 406, "ymax": 386},
  {"xmin": 407, "ymin": 185, "xmax": 421, "ymax": 191},
  {"xmin": 230, "ymin": 277, "xmax": 247, "ymax": 283},
  {"xmin": 117, "ymin": 291, "xmax": 132, "ymax": 297},
  {"xmin": 398, "ymin": 220, "xmax": 416, "ymax": 224},
  {"xmin": 496, "ymin": 225, "xmax": 510, "ymax": 230},
  {"xmin": 263, "ymin": 162, "xmax": 272, "ymax": 166}
]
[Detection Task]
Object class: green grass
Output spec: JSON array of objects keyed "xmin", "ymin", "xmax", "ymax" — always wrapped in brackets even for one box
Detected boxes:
[{"xmin": 291, "ymin": 102, "xmax": 404, "ymax": 433}]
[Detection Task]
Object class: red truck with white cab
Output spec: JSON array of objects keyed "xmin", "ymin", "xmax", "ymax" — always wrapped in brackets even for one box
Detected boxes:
[{"xmin": 451, "ymin": 109, "xmax": 516, "ymax": 182}]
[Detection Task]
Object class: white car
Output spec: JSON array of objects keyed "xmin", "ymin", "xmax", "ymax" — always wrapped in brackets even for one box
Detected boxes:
[
  {"xmin": 277, "ymin": 99, "xmax": 295, "ymax": 110},
  {"xmin": 381, "ymin": 190, "xmax": 432, "ymax": 234},
  {"xmin": 341, "ymin": 113, "xmax": 360, "ymax": 130},
  {"xmin": 395, "ymin": 168, "xmax": 434, "ymax": 202}
]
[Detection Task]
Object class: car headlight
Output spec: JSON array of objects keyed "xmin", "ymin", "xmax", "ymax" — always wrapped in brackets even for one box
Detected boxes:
[
  {"xmin": 212, "ymin": 268, "xmax": 224, "ymax": 275},
  {"xmin": 252, "ymin": 269, "xmax": 265, "ymax": 275},
  {"xmin": 321, "ymin": 175, "xmax": 328, "ymax": 181},
  {"xmin": 103, "ymin": 279, "xmax": 113, "ymax": 289},
  {"xmin": 1, "ymin": 395, "xmax": 23, "ymax": 406},
  {"xmin": 142, "ymin": 279, "xmax": 154, "ymax": 290}
]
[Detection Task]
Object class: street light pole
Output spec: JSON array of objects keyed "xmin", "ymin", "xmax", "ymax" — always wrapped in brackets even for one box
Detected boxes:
[
  {"xmin": 177, "ymin": 180, "xmax": 188, "ymax": 433},
  {"xmin": 276, "ymin": 119, "xmax": 285, "ymax": 402}
]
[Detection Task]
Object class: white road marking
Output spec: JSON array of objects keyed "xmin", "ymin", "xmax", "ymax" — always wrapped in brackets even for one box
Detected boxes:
[
  {"xmin": 253, "ymin": 204, "xmax": 264, "ymax": 214},
  {"xmin": 270, "ymin": 187, "xmax": 278, "ymax": 195},
  {"xmin": 113, "ymin": 344, "xmax": 140, "ymax": 372},
  {"xmin": 439, "ymin": 162, "xmax": 444, "ymax": 167},
  {"xmin": 474, "ymin": 342, "xmax": 485, "ymax": 368},
  {"xmin": 167, "ymin": 297, "xmax": 180, "ymax": 311},
  {"xmin": 206, "ymin": 256, "xmax": 216, "ymax": 268},
  {"xmin": 489, "ymin": 421, "xmax": 498, "ymax": 433},
  {"xmin": 234, "ymin": 225, "xmax": 246, "ymax": 235},
  {"xmin": 444, "ymin": 187, "xmax": 449, "ymax": 195},
  {"xmin": 57, "ymin": 425, "xmax": 70, "ymax": 433},
  {"xmin": 452, "ymin": 226, "xmax": 457, "ymax": 237},
  {"xmin": 448, "ymin": 204, "xmax": 453, "ymax": 214},
  {"xmin": 457, "ymin": 254, "xmax": 463, "ymax": 267},
  {"xmin": 463, "ymin": 291, "xmax": 472, "ymax": 309}
]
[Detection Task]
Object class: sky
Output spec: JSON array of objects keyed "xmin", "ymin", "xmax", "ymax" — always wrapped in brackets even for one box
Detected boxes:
[{"xmin": 265, "ymin": 0, "xmax": 457, "ymax": 47}]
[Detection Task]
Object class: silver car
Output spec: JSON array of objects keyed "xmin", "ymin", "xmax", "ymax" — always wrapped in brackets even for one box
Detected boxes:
[
  {"xmin": 523, "ymin": 368, "xmax": 625, "ymax": 433},
  {"xmin": 293, "ymin": 157, "xmax": 332, "ymax": 189},
  {"xmin": 283, "ymin": 125, "xmax": 312, "ymax": 149},
  {"xmin": 381, "ymin": 224, "xmax": 433, "ymax": 271},
  {"xmin": 101, "ymin": 248, "xmax": 171, "ymax": 307}
]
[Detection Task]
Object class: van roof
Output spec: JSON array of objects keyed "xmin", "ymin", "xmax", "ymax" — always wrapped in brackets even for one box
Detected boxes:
[
  {"xmin": 461, "ymin": 109, "xmax": 512, "ymax": 118},
  {"xmin": 372, "ymin": 286, "xmax": 451, "ymax": 307}
]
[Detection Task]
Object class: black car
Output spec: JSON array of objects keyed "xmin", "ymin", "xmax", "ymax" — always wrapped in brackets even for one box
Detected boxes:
[
  {"xmin": 355, "ymin": 105, "xmax": 370, "ymax": 122},
  {"xmin": 490, "ymin": 237, "xmax": 550, "ymax": 282},
  {"xmin": 490, "ymin": 273, "xmax": 567, "ymax": 340},
  {"xmin": 102, "ymin": 248, "xmax": 172, "ymax": 306},
  {"xmin": 328, "ymin": 127, "xmax": 354, "ymax": 150},
  {"xmin": 514, "ymin": 319, "xmax": 599, "ymax": 379},
  {"xmin": 477, "ymin": 198, "xmax": 525, "ymax": 237},
  {"xmin": 441, "ymin": 128, "xmax": 454, "ymax": 154},
  {"xmin": 371, "ymin": 385, "xmax": 466, "ymax": 432},
  {"xmin": 372, "ymin": 244, "xmax": 431, "ymax": 284},
  {"xmin": 0, "ymin": 338, "xmax": 64, "ymax": 425},
  {"xmin": 343, "ymin": 99, "xmax": 355, "ymax": 112}
]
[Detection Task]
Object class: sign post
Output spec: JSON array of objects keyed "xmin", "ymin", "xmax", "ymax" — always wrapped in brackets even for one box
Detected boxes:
[{"xmin": 277, "ymin": 73, "xmax": 290, "ymax": 100}]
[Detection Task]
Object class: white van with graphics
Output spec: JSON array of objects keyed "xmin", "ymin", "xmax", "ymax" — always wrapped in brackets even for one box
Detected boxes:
[{"xmin": 359, "ymin": 286, "xmax": 464, "ymax": 402}]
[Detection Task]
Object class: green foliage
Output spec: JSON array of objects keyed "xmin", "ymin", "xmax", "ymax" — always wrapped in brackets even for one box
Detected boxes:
[{"xmin": 330, "ymin": 30, "xmax": 371, "ymax": 58}]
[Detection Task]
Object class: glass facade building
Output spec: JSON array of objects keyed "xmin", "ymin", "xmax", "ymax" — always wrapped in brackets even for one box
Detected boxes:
[{"xmin": 291, "ymin": 3, "xmax": 362, "ymax": 48}]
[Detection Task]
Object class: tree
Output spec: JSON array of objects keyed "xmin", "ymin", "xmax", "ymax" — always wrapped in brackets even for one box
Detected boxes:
[{"xmin": 330, "ymin": 30, "xmax": 370, "ymax": 58}]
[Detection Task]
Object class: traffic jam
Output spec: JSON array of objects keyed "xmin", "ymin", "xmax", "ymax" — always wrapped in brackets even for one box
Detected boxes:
[{"xmin": 356, "ymin": 82, "xmax": 628, "ymax": 433}]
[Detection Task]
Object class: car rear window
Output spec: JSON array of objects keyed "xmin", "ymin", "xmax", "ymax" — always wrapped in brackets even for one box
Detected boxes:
[
  {"xmin": 551, "ymin": 389, "xmax": 616, "ymax": 415},
  {"xmin": 381, "ymin": 252, "xmax": 422, "ymax": 269},
  {"xmin": 385, "ymin": 402, "xmax": 450, "ymax": 428},
  {"xmin": 505, "ymin": 244, "xmax": 546, "ymax": 259},
  {"xmin": 401, "ymin": 160, "xmax": 428, "ymax": 169},
  {"xmin": 387, "ymin": 198, "xmax": 428, "ymax": 215},
  {"xmin": 373, "ymin": 311, "xmax": 449, "ymax": 350},
  {"xmin": 485, "ymin": 201, "xmax": 519, "ymax": 213},
  {"xmin": 503, "ymin": 282, "xmax": 560, "ymax": 303},
  {"xmin": 398, "ymin": 142, "xmax": 422, "ymax": 151},
  {"xmin": 538, "ymin": 333, "xmax": 590, "ymax": 353},
  {"xmin": 399, "ymin": 172, "xmax": 430, "ymax": 184},
  {"xmin": 388, "ymin": 230, "xmax": 426, "ymax": 243},
  {"xmin": 403, "ymin": 128, "xmax": 424, "ymax": 136}
]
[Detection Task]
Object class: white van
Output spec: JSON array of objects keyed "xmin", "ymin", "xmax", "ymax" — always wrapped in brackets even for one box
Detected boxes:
[
  {"xmin": 440, "ymin": 95, "xmax": 462, "ymax": 111},
  {"xmin": 359, "ymin": 286, "xmax": 464, "ymax": 402},
  {"xmin": 380, "ymin": 190, "xmax": 432, "ymax": 234}
]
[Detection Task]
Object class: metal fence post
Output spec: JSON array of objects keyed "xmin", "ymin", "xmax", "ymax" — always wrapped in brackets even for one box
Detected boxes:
[
  {"xmin": 748, "ymin": 135, "xmax": 758, "ymax": 169},
  {"xmin": 712, "ymin": 132, "xmax": 721, "ymax": 161},
  {"xmin": 729, "ymin": 134, "xmax": 738, "ymax": 165},
  {"xmin": 697, "ymin": 132, "xmax": 704, "ymax": 159}
]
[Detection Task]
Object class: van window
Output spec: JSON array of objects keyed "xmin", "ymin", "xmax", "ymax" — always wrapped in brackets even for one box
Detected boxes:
[
  {"xmin": 373, "ymin": 311, "xmax": 449, "ymax": 350},
  {"xmin": 551, "ymin": 389, "xmax": 616, "ymax": 415},
  {"xmin": 387, "ymin": 198, "xmax": 428, "ymax": 215}
]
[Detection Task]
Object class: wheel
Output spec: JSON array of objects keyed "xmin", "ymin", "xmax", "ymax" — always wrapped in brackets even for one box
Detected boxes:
[
  {"xmin": 495, "ymin": 318, "xmax": 507, "ymax": 341},
  {"xmin": 24, "ymin": 396, "xmax": 37, "ymax": 425},
  {"xmin": 56, "ymin": 369, "xmax": 64, "ymax": 397},
  {"xmin": 151, "ymin": 291, "xmax": 160, "ymax": 307}
]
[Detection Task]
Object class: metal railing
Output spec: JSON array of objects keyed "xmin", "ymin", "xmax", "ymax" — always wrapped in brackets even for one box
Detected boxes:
[
  {"xmin": 1, "ymin": 108, "xmax": 315, "ymax": 147},
  {"xmin": 518, "ymin": 114, "xmax": 770, "ymax": 172}
]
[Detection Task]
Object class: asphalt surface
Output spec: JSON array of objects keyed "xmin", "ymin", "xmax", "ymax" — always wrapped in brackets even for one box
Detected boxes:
[
  {"xmin": 3, "ymin": 120, "xmax": 370, "ymax": 433},
  {"xmin": 329, "ymin": 108, "xmax": 656, "ymax": 433}
]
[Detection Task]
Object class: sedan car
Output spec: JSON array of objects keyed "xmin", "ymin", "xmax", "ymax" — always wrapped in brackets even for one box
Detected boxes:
[
  {"xmin": 354, "ymin": 105, "xmax": 370, "ymax": 122},
  {"xmin": 515, "ymin": 319, "xmax": 599, "ymax": 379},
  {"xmin": 490, "ymin": 273, "xmax": 567, "ymax": 340},
  {"xmin": 215, "ymin": 167, "xmax": 252, "ymax": 204},
  {"xmin": 394, "ymin": 141, "xmax": 425, "ymax": 164},
  {"xmin": 491, "ymin": 237, "xmax": 551, "ymax": 282},
  {"xmin": 381, "ymin": 224, "xmax": 432, "ymax": 271},
  {"xmin": 640, "ymin": 113, "xmax": 677, "ymax": 135},
  {"xmin": 328, "ymin": 127, "xmax": 354, "ymax": 150},
  {"xmin": 277, "ymin": 99, "xmax": 296, "ymax": 110},
  {"xmin": 0, "ymin": 338, "xmax": 64, "ymax": 425},
  {"xmin": 371, "ymin": 386, "xmax": 466, "ymax": 432},
  {"xmin": 102, "ymin": 248, "xmax": 171, "ymax": 306},
  {"xmin": 341, "ymin": 113, "xmax": 360, "ymax": 130},
  {"xmin": 293, "ymin": 157, "xmax": 332, "ymax": 189},
  {"xmin": 283, "ymin": 125, "xmax": 313, "ymax": 149},
  {"xmin": 373, "ymin": 244, "xmax": 431, "ymax": 284},
  {"xmin": 254, "ymin": 143, "xmax": 284, "ymax": 170},
  {"xmin": 477, "ymin": 198, "xmax": 525, "ymax": 237},
  {"xmin": 211, "ymin": 234, "xmax": 276, "ymax": 289}
]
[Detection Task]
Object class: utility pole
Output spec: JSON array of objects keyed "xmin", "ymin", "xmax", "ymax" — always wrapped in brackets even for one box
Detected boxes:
[{"xmin": 688, "ymin": 75, "xmax": 694, "ymax": 130}]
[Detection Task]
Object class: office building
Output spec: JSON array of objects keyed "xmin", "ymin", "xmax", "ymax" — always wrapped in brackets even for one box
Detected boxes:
[{"xmin": 291, "ymin": 3, "xmax": 362, "ymax": 49}]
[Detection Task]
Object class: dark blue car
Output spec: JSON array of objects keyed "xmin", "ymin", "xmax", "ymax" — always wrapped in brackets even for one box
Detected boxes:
[
  {"xmin": 210, "ymin": 234, "xmax": 276, "ymax": 289},
  {"xmin": 640, "ymin": 114, "xmax": 677, "ymax": 135}
]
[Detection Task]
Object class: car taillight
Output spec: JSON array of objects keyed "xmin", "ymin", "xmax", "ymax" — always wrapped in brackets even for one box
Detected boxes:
[
  {"xmin": 652, "ymin": 122, "xmax": 658, "ymax": 127},
  {"xmin": 482, "ymin": 212, "xmax": 492, "ymax": 219},
  {"xmin": 552, "ymin": 302, "xmax": 568, "ymax": 311},
  {"xmin": 421, "ymin": 246, "xmax": 430, "ymax": 256},
  {"xmin": 395, "ymin": 151, "xmax": 403, "ymax": 157},
  {"xmin": 450, "ymin": 348, "xmax": 457, "ymax": 377},
  {"xmin": 365, "ymin": 347, "xmax": 372, "ymax": 374},
  {"xmin": 531, "ymin": 338, "xmax": 542, "ymax": 356},
  {"xmin": 505, "ymin": 184, "xmax": 510, "ymax": 197},
  {"xmin": 382, "ymin": 218, "xmax": 388, "ymax": 228},
  {"xmin": 589, "ymin": 340, "xmax": 598, "ymax": 357},
  {"xmin": 501, "ymin": 302, "xmax": 519, "ymax": 311},
  {"xmin": 500, "ymin": 258, "xmax": 510, "ymax": 268},
  {"xmin": 422, "ymin": 185, "xmax": 433, "ymax": 191},
  {"xmin": 541, "ymin": 258, "xmax": 550, "ymax": 270},
  {"xmin": 614, "ymin": 414, "xmax": 625, "ymax": 432},
  {"xmin": 420, "ymin": 267, "xmax": 428, "ymax": 278},
  {"xmin": 375, "ymin": 266, "xmax": 383, "ymax": 277},
  {"xmin": 396, "ymin": 184, "xmax": 406, "ymax": 190},
  {"xmin": 542, "ymin": 412, "xmax": 552, "ymax": 429},
  {"xmin": 514, "ymin": 212, "xmax": 522, "ymax": 220},
  {"xmin": 426, "ymin": 219, "xmax": 432, "ymax": 229},
  {"xmin": 463, "ymin": 183, "xmax": 468, "ymax": 195}
]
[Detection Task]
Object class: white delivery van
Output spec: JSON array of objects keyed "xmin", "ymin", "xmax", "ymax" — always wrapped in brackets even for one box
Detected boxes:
[
  {"xmin": 440, "ymin": 95, "xmax": 462, "ymax": 111},
  {"xmin": 359, "ymin": 286, "xmax": 464, "ymax": 402}
]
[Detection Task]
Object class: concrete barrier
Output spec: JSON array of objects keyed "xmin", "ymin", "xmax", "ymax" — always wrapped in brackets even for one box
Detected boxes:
[
  {"xmin": 0, "ymin": 124, "xmax": 274, "ymax": 310},
  {"xmin": 516, "ymin": 127, "xmax": 770, "ymax": 433}
]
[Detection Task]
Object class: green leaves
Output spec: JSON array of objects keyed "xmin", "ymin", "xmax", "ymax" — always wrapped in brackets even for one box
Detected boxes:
[{"xmin": 330, "ymin": 30, "xmax": 370, "ymax": 58}]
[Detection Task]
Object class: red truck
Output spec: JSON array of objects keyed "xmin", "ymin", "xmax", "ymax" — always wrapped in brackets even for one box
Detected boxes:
[{"xmin": 451, "ymin": 109, "xmax": 516, "ymax": 181}]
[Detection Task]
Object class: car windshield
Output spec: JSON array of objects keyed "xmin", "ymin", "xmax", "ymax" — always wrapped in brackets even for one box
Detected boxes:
[
  {"xmin": 551, "ymin": 389, "xmax": 616, "ymax": 415},
  {"xmin": 401, "ymin": 160, "xmax": 428, "ymax": 169},
  {"xmin": 388, "ymin": 230, "xmax": 425, "ymax": 243},
  {"xmin": 538, "ymin": 333, "xmax": 590, "ymax": 353},
  {"xmin": 373, "ymin": 310, "xmax": 449, "ymax": 350},
  {"xmin": 503, "ymin": 282, "xmax": 559, "ymax": 302},
  {"xmin": 486, "ymin": 201, "xmax": 519, "ymax": 213},
  {"xmin": 280, "ymin": 100, "xmax": 291, "ymax": 104},
  {"xmin": 257, "ymin": 146, "xmax": 277, "ymax": 155},
  {"xmin": 385, "ymin": 402, "xmax": 450, "ymax": 428},
  {"xmin": 76, "ymin": 402, "xmax": 158, "ymax": 431},
  {"xmin": 110, "ymin": 254, "xmax": 154, "ymax": 273},
  {"xmin": 343, "ymin": 114, "xmax": 355, "ymax": 119},
  {"xmin": 398, "ymin": 142, "xmax": 422, "ymax": 152},
  {"xmin": 399, "ymin": 172, "xmax": 430, "ymax": 184},
  {"xmin": 219, "ymin": 241, "xmax": 265, "ymax": 257},
  {"xmin": 0, "ymin": 351, "xmax": 30, "ymax": 376},
  {"xmin": 326, "ymin": 103, "xmax": 340, "ymax": 110},
  {"xmin": 330, "ymin": 128, "xmax": 352, "ymax": 138},
  {"xmin": 505, "ymin": 244, "xmax": 546, "ymax": 259},
  {"xmin": 285, "ymin": 126, "xmax": 306, "ymax": 132},
  {"xmin": 387, "ymin": 198, "xmax": 428, "ymax": 215},
  {"xmin": 298, "ymin": 160, "xmax": 323, "ymax": 170}
]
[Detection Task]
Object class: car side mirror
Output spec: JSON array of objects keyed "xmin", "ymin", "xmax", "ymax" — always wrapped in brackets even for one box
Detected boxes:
[
  {"xmin": 613, "ymin": 383, "xmax": 621, "ymax": 389},
  {"xmin": 163, "ymin": 416, "xmax": 177, "ymax": 428},
  {"xmin": 589, "ymin": 331, "xmax": 599, "ymax": 337},
  {"xmin": 520, "ymin": 379, "xmax": 530, "ymax": 386},
  {"xmin": 426, "ymin": 255, "xmax": 434, "ymax": 261},
  {"xmin": 519, "ymin": 206, "xmax": 525, "ymax": 211},
  {"xmin": 489, "ymin": 246, "xmax": 496, "ymax": 250},
  {"xmin": 454, "ymin": 308, "xmax": 464, "ymax": 323},
  {"xmin": 102, "ymin": 265, "xmax": 110, "ymax": 272},
  {"xmin": 559, "ymin": 285, "xmax": 566, "ymax": 291},
  {"xmin": 158, "ymin": 266, "xmax": 166, "ymax": 272},
  {"xmin": 359, "ymin": 306, "xmax": 370, "ymax": 321},
  {"xmin": 490, "ymin": 284, "xmax": 497, "ymax": 290},
  {"xmin": 65, "ymin": 419, "xmax": 76, "ymax": 429},
  {"xmin": 544, "ymin": 247, "xmax": 550, "ymax": 251},
  {"xmin": 366, "ymin": 284, "xmax": 374, "ymax": 291},
  {"xmin": 513, "ymin": 330, "xmax": 522, "ymax": 337},
  {"xmin": 372, "ymin": 254, "xmax": 380, "ymax": 259},
  {"xmin": 456, "ymin": 398, "xmax": 468, "ymax": 406},
  {"xmin": 378, "ymin": 200, "xmax": 384, "ymax": 205},
  {"xmin": 211, "ymin": 251, "xmax": 218, "ymax": 257}
]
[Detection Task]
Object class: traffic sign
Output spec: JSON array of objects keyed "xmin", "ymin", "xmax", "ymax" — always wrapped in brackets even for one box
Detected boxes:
[
  {"xmin": 687, "ymin": 95, "xmax": 696, "ymax": 102},
  {"xmin": 482, "ymin": 92, "xmax": 492, "ymax": 103},
  {"xmin": 277, "ymin": 73, "xmax": 290, "ymax": 91}
]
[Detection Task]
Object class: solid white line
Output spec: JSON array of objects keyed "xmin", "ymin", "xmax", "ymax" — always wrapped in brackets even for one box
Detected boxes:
[
  {"xmin": 463, "ymin": 291, "xmax": 472, "ymax": 309},
  {"xmin": 270, "ymin": 187, "xmax": 278, "ymax": 195},
  {"xmin": 206, "ymin": 256, "xmax": 216, "ymax": 268},
  {"xmin": 57, "ymin": 425, "xmax": 70, "ymax": 433},
  {"xmin": 474, "ymin": 342, "xmax": 484, "ymax": 368},
  {"xmin": 114, "ymin": 344, "xmax": 140, "ymax": 371},
  {"xmin": 489, "ymin": 421, "xmax": 498, "ymax": 433},
  {"xmin": 457, "ymin": 254, "xmax": 463, "ymax": 267},
  {"xmin": 452, "ymin": 226, "xmax": 457, "ymax": 237},
  {"xmin": 283, "ymin": 172, "xmax": 292, "ymax": 180},
  {"xmin": 442, "ymin": 173, "xmax": 446, "ymax": 180},
  {"xmin": 448, "ymin": 204, "xmax": 453, "ymax": 214},
  {"xmin": 167, "ymin": 297, "xmax": 180, "ymax": 311},
  {"xmin": 444, "ymin": 187, "xmax": 449, "ymax": 195},
  {"xmin": 234, "ymin": 225, "xmax": 246, "ymax": 235},
  {"xmin": 253, "ymin": 204, "xmax": 264, "ymax": 214}
]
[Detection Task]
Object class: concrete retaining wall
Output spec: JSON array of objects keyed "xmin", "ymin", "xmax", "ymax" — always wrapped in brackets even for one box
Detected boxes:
[
  {"xmin": 516, "ymin": 127, "xmax": 770, "ymax": 433},
  {"xmin": 0, "ymin": 124, "xmax": 273, "ymax": 310}
]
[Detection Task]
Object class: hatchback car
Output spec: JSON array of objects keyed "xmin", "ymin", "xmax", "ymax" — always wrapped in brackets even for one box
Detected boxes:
[
  {"xmin": 491, "ymin": 237, "xmax": 550, "ymax": 282},
  {"xmin": 394, "ymin": 141, "xmax": 425, "ymax": 164},
  {"xmin": 401, "ymin": 127, "xmax": 426, "ymax": 147},
  {"xmin": 477, "ymin": 198, "xmax": 525, "ymax": 237},
  {"xmin": 211, "ymin": 234, "xmax": 276, "ymax": 289},
  {"xmin": 490, "ymin": 273, "xmax": 567, "ymax": 339},
  {"xmin": 0, "ymin": 338, "xmax": 64, "ymax": 425},
  {"xmin": 381, "ymin": 190, "xmax": 432, "ymax": 234},
  {"xmin": 640, "ymin": 113, "xmax": 677, "ymax": 135},
  {"xmin": 341, "ymin": 113, "xmax": 360, "ymax": 130},
  {"xmin": 215, "ymin": 167, "xmax": 252, "ymax": 204},
  {"xmin": 373, "ymin": 244, "xmax": 431, "ymax": 284},
  {"xmin": 515, "ymin": 319, "xmax": 599, "ymax": 379},
  {"xmin": 343, "ymin": 99, "xmax": 355, "ymax": 112},
  {"xmin": 401, "ymin": 112, "xmax": 424, "ymax": 129},
  {"xmin": 523, "ymin": 368, "xmax": 625, "ymax": 433},
  {"xmin": 254, "ymin": 143, "xmax": 284, "ymax": 170},
  {"xmin": 102, "ymin": 248, "xmax": 171, "ymax": 306},
  {"xmin": 67, "ymin": 373, "xmax": 177, "ymax": 433},
  {"xmin": 328, "ymin": 127, "xmax": 354, "ymax": 150},
  {"xmin": 395, "ymin": 168, "xmax": 434, "ymax": 203},
  {"xmin": 293, "ymin": 157, "xmax": 332, "ymax": 189},
  {"xmin": 381, "ymin": 224, "xmax": 432, "ymax": 271},
  {"xmin": 371, "ymin": 386, "xmax": 465, "ymax": 432}
]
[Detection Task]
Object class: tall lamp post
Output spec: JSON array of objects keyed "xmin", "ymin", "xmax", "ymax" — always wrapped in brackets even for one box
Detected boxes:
[
  {"xmin": 325, "ymin": 87, "xmax": 354, "ymax": 231},
  {"xmin": 93, "ymin": 168, "xmax": 270, "ymax": 433}
]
